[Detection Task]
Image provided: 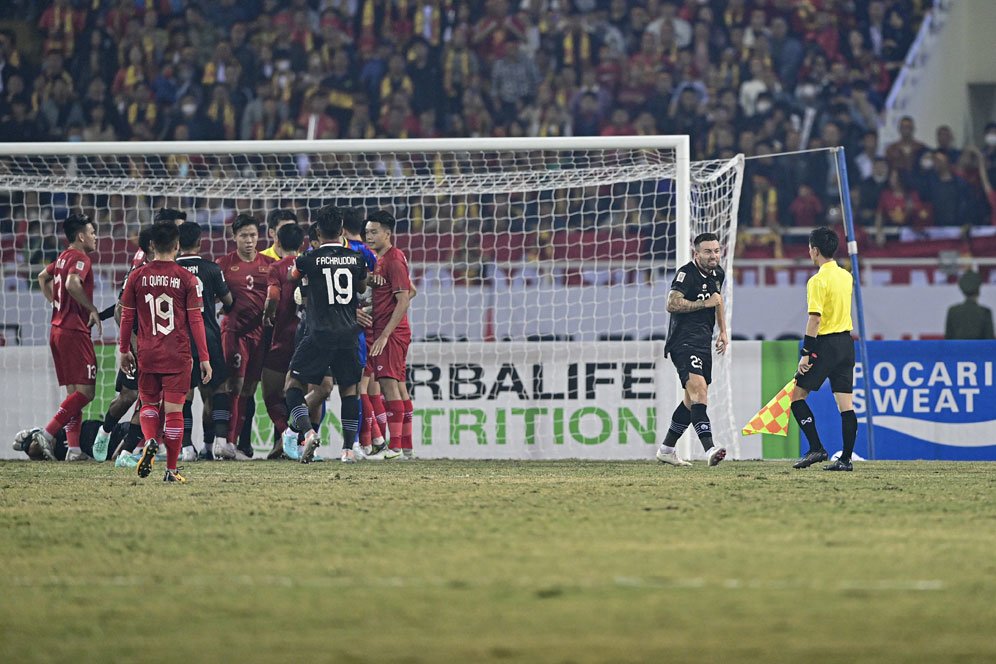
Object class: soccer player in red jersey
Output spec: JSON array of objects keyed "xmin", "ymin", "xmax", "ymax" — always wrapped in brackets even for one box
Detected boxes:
[
  {"xmin": 215, "ymin": 214, "xmax": 275, "ymax": 459},
  {"xmin": 364, "ymin": 210, "xmax": 415, "ymax": 460},
  {"xmin": 261, "ymin": 223, "xmax": 304, "ymax": 459},
  {"xmin": 118, "ymin": 221, "xmax": 211, "ymax": 483},
  {"xmin": 21, "ymin": 213, "xmax": 101, "ymax": 461}
]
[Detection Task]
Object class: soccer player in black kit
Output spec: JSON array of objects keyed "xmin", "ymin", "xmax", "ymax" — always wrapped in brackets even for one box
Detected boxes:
[
  {"xmin": 657, "ymin": 232, "xmax": 729, "ymax": 467},
  {"xmin": 283, "ymin": 205, "xmax": 368, "ymax": 464},
  {"xmin": 175, "ymin": 220, "xmax": 234, "ymax": 460}
]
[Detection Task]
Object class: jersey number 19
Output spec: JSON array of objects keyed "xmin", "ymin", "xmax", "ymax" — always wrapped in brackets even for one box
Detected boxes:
[
  {"xmin": 144, "ymin": 293, "xmax": 175, "ymax": 336},
  {"xmin": 323, "ymin": 267, "xmax": 353, "ymax": 304}
]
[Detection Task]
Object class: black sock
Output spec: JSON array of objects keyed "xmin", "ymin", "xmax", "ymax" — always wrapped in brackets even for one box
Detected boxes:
[
  {"xmin": 212, "ymin": 392, "xmax": 231, "ymax": 439},
  {"xmin": 124, "ymin": 422, "xmax": 143, "ymax": 453},
  {"xmin": 202, "ymin": 416, "xmax": 213, "ymax": 449},
  {"xmin": 182, "ymin": 400, "xmax": 194, "ymax": 447},
  {"xmin": 690, "ymin": 403, "xmax": 714, "ymax": 451},
  {"xmin": 662, "ymin": 402, "xmax": 692, "ymax": 447},
  {"xmin": 791, "ymin": 400, "xmax": 824, "ymax": 453},
  {"xmin": 102, "ymin": 409, "xmax": 119, "ymax": 434},
  {"xmin": 285, "ymin": 387, "xmax": 310, "ymax": 432},
  {"xmin": 239, "ymin": 397, "xmax": 255, "ymax": 450},
  {"xmin": 840, "ymin": 410, "xmax": 857, "ymax": 462},
  {"xmin": 341, "ymin": 396, "xmax": 360, "ymax": 451}
]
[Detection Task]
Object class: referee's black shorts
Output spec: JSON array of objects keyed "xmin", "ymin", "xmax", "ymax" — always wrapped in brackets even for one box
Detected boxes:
[{"xmin": 795, "ymin": 331, "xmax": 855, "ymax": 394}]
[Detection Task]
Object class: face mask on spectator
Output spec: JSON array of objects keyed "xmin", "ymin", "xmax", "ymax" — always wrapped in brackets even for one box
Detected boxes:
[
  {"xmin": 277, "ymin": 60, "xmax": 291, "ymax": 72},
  {"xmin": 182, "ymin": 103, "xmax": 197, "ymax": 116},
  {"xmin": 756, "ymin": 101, "xmax": 772, "ymax": 114},
  {"xmin": 920, "ymin": 156, "xmax": 933, "ymax": 170},
  {"xmin": 986, "ymin": 133, "xmax": 996, "ymax": 147}
]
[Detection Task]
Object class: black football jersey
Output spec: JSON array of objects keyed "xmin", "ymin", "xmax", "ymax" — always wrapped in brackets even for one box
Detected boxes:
[
  {"xmin": 295, "ymin": 243, "xmax": 367, "ymax": 342},
  {"xmin": 665, "ymin": 261, "xmax": 725, "ymax": 355},
  {"xmin": 176, "ymin": 255, "xmax": 230, "ymax": 338}
]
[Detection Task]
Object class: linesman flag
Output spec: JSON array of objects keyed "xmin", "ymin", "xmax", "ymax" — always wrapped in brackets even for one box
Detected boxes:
[{"xmin": 742, "ymin": 379, "xmax": 796, "ymax": 436}]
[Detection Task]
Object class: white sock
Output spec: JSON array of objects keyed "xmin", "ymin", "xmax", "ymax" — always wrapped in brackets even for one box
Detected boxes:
[{"xmin": 659, "ymin": 444, "xmax": 676, "ymax": 454}]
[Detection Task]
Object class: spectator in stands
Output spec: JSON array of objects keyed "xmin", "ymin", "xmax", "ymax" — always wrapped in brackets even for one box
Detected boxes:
[
  {"xmin": 967, "ymin": 146, "xmax": 996, "ymax": 226},
  {"xmin": 788, "ymin": 183, "xmax": 824, "ymax": 228},
  {"xmin": 857, "ymin": 157, "xmax": 890, "ymax": 230},
  {"xmin": 490, "ymin": 37, "xmax": 538, "ymax": 125},
  {"xmin": 945, "ymin": 271, "xmax": 994, "ymax": 340},
  {"xmin": 922, "ymin": 151, "xmax": 971, "ymax": 227},
  {"xmin": 981, "ymin": 122, "xmax": 996, "ymax": 186},
  {"xmin": 935, "ymin": 125, "xmax": 960, "ymax": 165},
  {"xmin": 854, "ymin": 130, "xmax": 880, "ymax": 182},
  {"xmin": 885, "ymin": 115, "xmax": 928, "ymax": 175},
  {"xmin": 876, "ymin": 168, "xmax": 927, "ymax": 243}
]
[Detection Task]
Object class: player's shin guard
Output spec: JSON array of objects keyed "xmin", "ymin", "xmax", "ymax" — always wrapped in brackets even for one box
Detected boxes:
[
  {"xmin": 163, "ymin": 411, "xmax": 184, "ymax": 471},
  {"xmin": 341, "ymin": 396, "xmax": 360, "ymax": 451},
  {"xmin": 690, "ymin": 403, "xmax": 714, "ymax": 451},
  {"xmin": 662, "ymin": 402, "xmax": 692, "ymax": 447},
  {"xmin": 212, "ymin": 392, "xmax": 231, "ymax": 439},
  {"xmin": 840, "ymin": 410, "xmax": 857, "ymax": 462},
  {"xmin": 360, "ymin": 394, "xmax": 374, "ymax": 447},
  {"xmin": 285, "ymin": 387, "xmax": 311, "ymax": 433},
  {"xmin": 401, "ymin": 399, "xmax": 414, "ymax": 450},
  {"xmin": 238, "ymin": 396, "xmax": 255, "ymax": 449},
  {"xmin": 386, "ymin": 400, "xmax": 404, "ymax": 450},
  {"xmin": 791, "ymin": 400, "xmax": 824, "ymax": 453},
  {"xmin": 182, "ymin": 400, "xmax": 194, "ymax": 447},
  {"xmin": 44, "ymin": 391, "xmax": 93, "ymax": 439},
  {"xmin": 139, "ymin": 402, "xmax": 161, "ymax": 442},
  {"xmin": 264, "ymin": 391, "xmax": 289, "ymax": 433}
]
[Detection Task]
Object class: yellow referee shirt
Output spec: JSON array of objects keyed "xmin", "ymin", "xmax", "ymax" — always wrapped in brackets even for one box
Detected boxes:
[
  {"xmin": 806, "ymin": 260, "xmax": 853, "ymax": 335},
  {"xmin": 260, "ymin": 244, "xmax": 280, "ymax": 260}
]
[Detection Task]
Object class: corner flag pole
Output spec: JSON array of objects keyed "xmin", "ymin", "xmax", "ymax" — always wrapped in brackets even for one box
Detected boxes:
[{"xmin": 834, "ymin": 147, "xmax": 877, "ymax": 460}]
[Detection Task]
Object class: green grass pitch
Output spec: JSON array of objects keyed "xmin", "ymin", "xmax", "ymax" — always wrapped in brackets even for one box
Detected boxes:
[{"xmin": 1, "ymin": 459, "xmax": 994, "ymax": 663}]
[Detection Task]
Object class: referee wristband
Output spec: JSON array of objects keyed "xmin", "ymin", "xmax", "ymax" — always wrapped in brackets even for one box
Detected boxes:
[{"xmin": 801, "ymin": 335, "xmax": 818, "ymax": 357}]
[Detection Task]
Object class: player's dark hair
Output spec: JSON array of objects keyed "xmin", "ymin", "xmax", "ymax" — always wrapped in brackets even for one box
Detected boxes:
[
  {"xmin": 266, "ymin": 208, "xmax": 297, "ymax": 229},
  {"xmin": 314, "ymin": 205, "xmax": 343, "ymax": 240},
  {"xmin": 232, "ymin": 213, "xmax": 260, "ymax": 234},
  {"xmin": 366, "ymin": 209, "xmax": 396, "ymax": 233},
  {"xmin": 809, "ymin": 227, "xmax": 839, "ymax": 259},
  {"xmin": 63, "ymin": 213, "xmax": 93, "ymax": 243},
  {"xmin": 177, "ymin": 221, "xmax": 202, "ymax": 250},
  {"xmin": 342, "ymin": 207, "xmax": 365, "ymax": 236},
  {"xmin": 154, "ymin": 207, "xmax": 187, "ymax": 223},
  {"xmin": 308, "ymin": 223, "xmax": 320, "ymax": 245},
  {"xmin": 138, "ymin": 226, "xmax": 153, "ymax": 253},
  {"xmin": 150, "ymin": 221, "xmax": 180, "ymax": 254},
  {"xmin": 693, "ymin": 232, "xmax": 719, "ymax": 247},
  {"xmin": 277, "ymin": 222, "xmax": 305, "ymax": 252}
]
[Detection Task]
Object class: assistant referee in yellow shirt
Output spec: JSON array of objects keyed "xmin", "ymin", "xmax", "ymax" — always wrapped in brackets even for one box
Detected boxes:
[{"xmin": 790, "ymin": 227, "xmax": 858, "ymax": 471}]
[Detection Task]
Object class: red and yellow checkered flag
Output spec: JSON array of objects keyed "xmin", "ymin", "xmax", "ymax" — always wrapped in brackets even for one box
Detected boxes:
[{"xmin": 742, "ymin": 379, "xmax": 796, "ymax": 436}]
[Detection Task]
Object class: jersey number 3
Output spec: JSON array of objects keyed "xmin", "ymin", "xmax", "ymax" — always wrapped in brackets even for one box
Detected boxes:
[
  {"xmin": 144, "ymin": 293, "xmax": 175, "ymax": 336},
  {"xmin": 323, "ymin": 267, "xmax": 353, "ymax": 304}
]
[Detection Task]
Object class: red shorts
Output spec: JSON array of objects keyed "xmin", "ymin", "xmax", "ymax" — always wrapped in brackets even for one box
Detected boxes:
[
  {"xmin": 223, "ymin": 329, "xmax": 266, "ymax": 382},
  {"xmin": 49, "ymin": 327, "xmax": 96, "ymax": 386},
  {"xmin": 371, "ymin": 331, "xmax": 410, "ymax": 382},
  {"xmin": 138, "ymin": 369, "xmax": 191, "ymax": 405},
  {"xmin": 363, "ymin": 332, "xmax": 375, "ymax": 377}
]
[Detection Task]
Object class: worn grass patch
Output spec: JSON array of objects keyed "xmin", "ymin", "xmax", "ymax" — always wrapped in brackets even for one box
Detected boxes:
[{"xmin": 1, "ymin": 460, "xmax": 994, "ymax": 663}]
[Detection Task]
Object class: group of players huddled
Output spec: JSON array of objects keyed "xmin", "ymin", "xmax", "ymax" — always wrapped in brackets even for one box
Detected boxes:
[{"xmin": 14, "ymin": 204, "xmax": 416, "ymax": 482}]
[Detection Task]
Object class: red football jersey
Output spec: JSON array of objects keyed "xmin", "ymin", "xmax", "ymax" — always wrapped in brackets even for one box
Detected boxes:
[
  {"xmin": 371, "ymin": 246, "xmax": 412, "ymax": 338},
  {"xmin": 266, "ymin": 255, "xmax": 300, "ymax": 344},
  {"xmin": 46, "ymin": 248, "xmax": 94, "ymax": 333},
  {"xmin": 217, "ymin": 251, "xmax": 275, "ymax": 335},
  {"xmin": 120, "ymin": 260, "xmax": 204, "ymax": 374}
]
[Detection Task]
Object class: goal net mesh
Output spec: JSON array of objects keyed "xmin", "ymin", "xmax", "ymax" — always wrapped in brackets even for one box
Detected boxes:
[{"xmin": 0, "ymin": 143, "xmax": 743, "ymax": 459}]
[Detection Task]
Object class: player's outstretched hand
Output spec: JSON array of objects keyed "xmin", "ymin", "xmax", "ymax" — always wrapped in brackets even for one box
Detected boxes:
[
  {"xmin": 369, "ymin": 273, "xmax": 386, "ymax": 287},
  {"xmin": 715, "ymin": 331, "xmax": 729, "ymax": 355},
  {"xmin": 200, "ymin": 361, "xmax": 212, "ymax": 385},
  {"xmin": 119, "ymin": 350, "xmax": 136, "ymax": 376},
  {"xmin": 370, "ymin": 335, "xmax": 388, "ymax": 357},
  {"xmin": 356, "ymin": 307, "xmax": 373, "ymax": 328},
  {"xmin": 88, "ymin": 309, "xmax": 103, "ymax": 337},
  {"xmin": 704, "ymin": 293, "xmax": 722, "ymax": 309}
]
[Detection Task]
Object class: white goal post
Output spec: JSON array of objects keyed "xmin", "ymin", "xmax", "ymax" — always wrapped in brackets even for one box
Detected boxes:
[{"xmin": 0, "ymin": 136, "xmax": 743, "ymax": 460}]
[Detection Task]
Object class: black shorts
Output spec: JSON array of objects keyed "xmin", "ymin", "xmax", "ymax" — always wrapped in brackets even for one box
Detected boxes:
[
  {"xmin": 191, "ymin": 332, "xmax": 228, "ymax": 390},
  {"xmin": 115, "ymin": 367, "xmax": 138, "ymax": 392},
  {"xmin": 288, "ymin": 332, "xmax": 362, "ymax": 388},
  {"xmin": 669, "ymin": 345, "xmax": 712, "ymax": 387},
  {"xmin": 795, "ymin": 332, "xmax": 855, "ymax": 394}
]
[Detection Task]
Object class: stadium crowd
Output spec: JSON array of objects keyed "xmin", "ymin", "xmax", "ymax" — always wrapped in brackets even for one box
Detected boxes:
[{"xmin": 0, "ymin": 0, "xmax": 994, "ymax": 266}]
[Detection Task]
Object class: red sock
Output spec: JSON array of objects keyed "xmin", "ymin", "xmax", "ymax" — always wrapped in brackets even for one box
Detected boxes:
[
  {"xmin": 163, "ymin": 411, "xmax": 184, "ymax": 471},
  {"xmin": 402, "ymin": 399, "xmax": 414, "ymax": 450},
  {"xmin": 65, "ymin": 415, "xmax": 82, "ymax": 449},
  {"xmin": 387, "ymin": 400, "xmax": 404, "ymax": 450},
  {"xmin": 372, "ymin": 395, "xmax": 387, "ymax": 440},
  {"xmin": 360, "ymin": 394, "xmax": 374, "ymax": 447},
  {"xmin": 264, "ymin": 392, "xmax": 288, "ymax": 433},
  {"xmin": 139, "ymin": 403, "xmax": 161, "ymax": 442},
  {"xmin": 228, "ymin": 393, "xmax": 242, "ymax": 443},
  {"xmin": 44, "ymin": 391, "xmax": 92, "ymax": 439}
]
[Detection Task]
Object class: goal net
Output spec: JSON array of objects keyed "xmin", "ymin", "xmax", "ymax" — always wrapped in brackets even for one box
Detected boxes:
[{"xmin": 0, "ymin": 138, "xmax": 743, "ymax": 460}]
